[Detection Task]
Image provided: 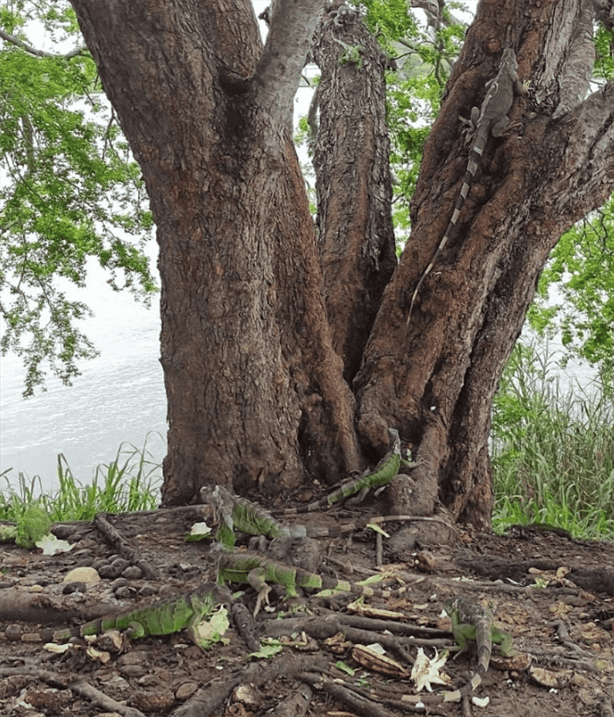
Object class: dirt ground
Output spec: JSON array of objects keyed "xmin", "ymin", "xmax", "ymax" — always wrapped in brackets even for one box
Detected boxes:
[{"xmin": 1, "ymin": 495, "xmax": 614, "ymax": 717}]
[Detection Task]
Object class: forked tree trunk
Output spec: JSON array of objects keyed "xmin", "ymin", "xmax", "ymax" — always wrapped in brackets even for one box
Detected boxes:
[
  {"xmin": 355, "ymin": 0, "xmax": 614, "ymax": 527},
  {"xmin": 69, "ymin": 0, "xmax": 614, "ymax": 526}
]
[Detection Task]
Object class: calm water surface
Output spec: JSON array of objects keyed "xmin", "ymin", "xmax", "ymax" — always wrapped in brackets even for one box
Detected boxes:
[{"xmin": 0, "ymin": 262, "xmax": 167, "ymax": 495}]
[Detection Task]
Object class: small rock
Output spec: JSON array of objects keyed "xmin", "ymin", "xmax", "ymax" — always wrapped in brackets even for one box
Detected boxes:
[
  {"xmin": 139, "ymin": 584, "xmax": 158, "ymax": 598},
  {"xmin": 110, "ymin": 578, "xmax": 129, "ymax": 590},
  {"xmin": 111, "ymin": 558, "xmax": 131, "ymax": 572},
  {"xmin": 21, "ymin": 632, "xmax": 45, "ymax": 643},
  {"xmin": 120, "ymin": 664, "xmax": 148, "ymax": 678},
  {"xmin": 175, "ymin": 682, "xmax": 199, "ymax": 700},
  {"xmin": 4, "ymin": 624, "xmax": 22, "ymax": 641},
  {"xmin": 63, "ymin": 567, "xmax": 101, "ymax": 585},
  {"xmin": 122, "ymin": 566, "xmax": 143, "ymax": 580},
  {"xmin": 99, "ymin": 564, "xmax": 123, "ymax": 579}
]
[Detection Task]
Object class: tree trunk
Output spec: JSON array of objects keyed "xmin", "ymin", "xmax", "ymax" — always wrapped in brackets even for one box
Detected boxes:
[
  {"xmin": 69, "ymin": 0, "xmax": 614, "ymax": 526},
  {"xmin": 70, "ymin": 0, "xmax": 362, "ymax": 503},
  {"xmin": 311, "ymin": 3, "xmax": 397, "ymax": 385},
  {"xmin": 355, "ymin": 0, "xmax": 614, "ymax": 527}
]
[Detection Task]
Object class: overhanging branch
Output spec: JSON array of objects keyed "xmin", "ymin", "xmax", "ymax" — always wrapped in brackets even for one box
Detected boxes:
[
  {"xmin": 254, "ymin": 0, "xmax": 325, "ymax": 128},
  {"xmin": 0, "ymin": 27, "xmax": 87, "ymax": 59}
]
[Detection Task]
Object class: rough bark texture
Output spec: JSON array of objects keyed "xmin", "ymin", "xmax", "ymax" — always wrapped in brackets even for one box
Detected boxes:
[
  {"xmin": 355, "ymin": 0, "xmax": 614, "ymax": 527},
  {"xmin": 312, "ymin": 3, "xmax": 397, "ymax": 384},
  {"xmin": 68, "ymin": 0, "xmax": 614, "ymax": 526},
  {"xmin": 70, "ymin": 0, "xmax": 362, "ymax": 503}
]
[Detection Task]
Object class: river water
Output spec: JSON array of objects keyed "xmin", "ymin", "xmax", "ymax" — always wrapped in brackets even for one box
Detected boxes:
[{"xmin": 0, "ymin": 258, "xmax": 167, "ymax": 495}]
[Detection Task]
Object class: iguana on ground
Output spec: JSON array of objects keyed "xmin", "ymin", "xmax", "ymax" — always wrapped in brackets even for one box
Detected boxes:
[
  {"xmin": 200, "ymin": 484, "xmax": 308, "ymax": 547},
  {"xmin": 53, "ymin": 582, "xmax": 231, "ymax": 650},
  {"xmin": 200, "ymin": 483, "xmax": 425, "ymax": 546},
  {"xmin": 405, "ymin": 48, "xmax": 527, "ymax": 330},
  {"xmin": 273, "ymin": 428, "xmax": 420, "ymax": 516},
  {"xmin": 407, "ymin": 597, "xmax": 515, "ymax": 704},
  {"xmin": 211, "ymin": 544, "xmax": 407, "ymax": 616}
]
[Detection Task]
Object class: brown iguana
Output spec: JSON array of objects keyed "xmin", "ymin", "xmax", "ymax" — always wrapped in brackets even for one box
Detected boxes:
[
  {"xmin": 407, "ymin": 597, "xmax": 515, "ymax": 704},
  {"xmin": 211, "ymin": 543, "xmax": 408, "ymax": 616},
  {"xmin": 405, "ymin": 48, "xmax": 527, "ymax": 329}
]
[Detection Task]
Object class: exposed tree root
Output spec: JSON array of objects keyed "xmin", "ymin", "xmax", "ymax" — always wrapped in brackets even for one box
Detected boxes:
[
  {"xmin": 170, "ymin": 654, "xmax": 329, "ymax": 717},
  {"xmin": 93, "ymin": 512, "xmax": 158, "ymax": 579},
  {"xmin": 231, "ymin": 600, "xmax": 262, "ymax": 653}
]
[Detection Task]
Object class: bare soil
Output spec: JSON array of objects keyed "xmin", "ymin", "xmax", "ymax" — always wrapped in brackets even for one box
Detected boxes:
[{"xmin": 1, "ymin": 499, "xmax": 614, "ymax": 717}]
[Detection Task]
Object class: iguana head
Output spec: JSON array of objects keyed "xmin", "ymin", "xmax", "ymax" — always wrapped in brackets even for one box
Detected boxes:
[{"xmin": 501, "ymin": 48, "xmax": 518, "ymax": 73}]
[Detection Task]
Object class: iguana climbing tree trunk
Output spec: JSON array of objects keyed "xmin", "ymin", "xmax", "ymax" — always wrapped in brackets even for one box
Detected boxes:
[
  {"xmin": 68, "ymin": 0, "xmax": 614, "ymax": 526},
  {"xmin": 355, "ymin": 0, "xmax": 614, "ymax": 527}
]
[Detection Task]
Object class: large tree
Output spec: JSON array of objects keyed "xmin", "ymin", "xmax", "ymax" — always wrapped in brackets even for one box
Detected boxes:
[{"xmin": 64, "ymin": 0, "xmax": 614, "ymax": 526}]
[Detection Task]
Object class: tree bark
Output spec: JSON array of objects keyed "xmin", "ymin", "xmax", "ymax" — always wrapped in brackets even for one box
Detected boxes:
[
  {"xmin": 69, "ymin": 0, "xmax": 362, "ymax": 503},
  {"xmin": 355, "ymin": 0, "xmax": 614, "ymax": 527},
  {"xmin": 312, "ymin": 3, "xmax": 397, "ymax": 384},
  {"xmin": 68, "ymin": 0, "xmax": 614, "ymax": 526}
]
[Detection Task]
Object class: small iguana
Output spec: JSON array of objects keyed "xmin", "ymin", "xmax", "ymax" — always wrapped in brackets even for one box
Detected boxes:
[
  {"xmin": 53, "ymin": 582, "xmax": 231, "ymax": 650},
  {"xmin": 274, "ymin": 428, "xmax": 419, "ymax": 516},
  {"xmin": 200, "ymin": 483, "xmax": 423, "ymax": 546},
  {"xmin": 405, "ymin": 48, "xmax": 527, "ymax": 329},
  {"xmin": 407, "ymin": 597, "xmax": 515, "ymax": 704},
  {"xmin": 211, "ymin": 544, "xmax": 407, "ymax": 616}
]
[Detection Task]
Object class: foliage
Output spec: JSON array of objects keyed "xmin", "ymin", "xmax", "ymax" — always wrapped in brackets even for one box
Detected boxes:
[
  {"xmin": 491, "ymin": 340, "xmax": 614, "ymax": 540},
  {"xmin": 358, "ymin": 0, "xmax": 467, "ymax": 243},
  {"xmin": 0, "ymin": 1, "xmax": 156, "ymax": 396},
  {"xmin": 0, "ymin": 434, "xmax": 162, "ymax": 523},
  {"xmin": 528, "ymin": 196, "xmax": 614, "ymax": 391}
]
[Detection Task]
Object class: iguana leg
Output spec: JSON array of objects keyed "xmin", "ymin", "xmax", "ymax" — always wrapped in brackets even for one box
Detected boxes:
[
  {"xmin": 247, "ymin": 567, "xmax": 273, "ymax": 616},
  {"xmin": 344, "ymin": 485, "xmax": 370, "ymax": 507},
  {"xmin": 490, "ymin": 114, "xmax": 511, "ymax": 137},
  {"xmin": 492, "ymin": 626, "xmax": 515, "ymax": 656},
  {"xmin": 124, "ymin": 620, "xmax": 146, "ymax": 640}
]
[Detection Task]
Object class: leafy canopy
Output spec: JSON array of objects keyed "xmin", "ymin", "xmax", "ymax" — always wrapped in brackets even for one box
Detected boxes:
[{"xmin": 0, "ymin": 1, "xmax": 156, "ymax": 396}]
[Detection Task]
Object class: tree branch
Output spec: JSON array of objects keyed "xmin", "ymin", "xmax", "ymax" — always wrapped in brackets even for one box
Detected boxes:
[
  {"xmin": 0, "ymin": 27, "xmax": 87, "ymax": 59},
  {"xmin": 254, "ymin": 0, "xmax": 325, "ymax": 128}
]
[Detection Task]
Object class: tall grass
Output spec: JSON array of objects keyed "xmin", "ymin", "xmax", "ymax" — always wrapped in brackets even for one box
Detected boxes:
[
  {"xmin": 0, "ymin": 433, "xmax": 163, "ymax": 526},
  {"xmin": 491, "ymin": 342, "xmax": 614, "ymax": 539}
]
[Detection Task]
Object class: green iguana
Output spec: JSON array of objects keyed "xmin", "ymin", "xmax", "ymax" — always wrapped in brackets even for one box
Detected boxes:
[
  {"xmin": 274, "ymin": 428, "xmax": 419, "ymax": 516},
  {"xmin": 200, "ymin": 483, "xmax": 423, "ymax": 546},
  {"xmin": 408, "ymin": 597, "xmax": 515, "ymax": 704},
  {"xmin": 211, "ymin": 544, "xmax": 407, "ymax": 616},
  {"xmin": 405, "ymin": 48, "xmax": 527, "ymax": 330},
  {"xmin": 53, "ymin": 582, "xmax": 231, "ymax": 650},
  {"xmin": 200, "ymin": 484, "xmax": 308, "ymax": 547}
]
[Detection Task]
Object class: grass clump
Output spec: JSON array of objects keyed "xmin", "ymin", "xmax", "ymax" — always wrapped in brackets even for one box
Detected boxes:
[
  {"xmin": 491, "ymin": 341, "xmax": 614, "ymax": 540},
  {"xmin": 0, "ymin": 433, "xmax": 163, "ymax": 530}
]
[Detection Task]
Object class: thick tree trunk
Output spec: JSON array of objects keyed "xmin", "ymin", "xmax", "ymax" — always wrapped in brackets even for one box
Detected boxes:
[
  {"xmin": 311, "ymin": 3, "xmax": 397, "ymax": 384},
  {"xmin": 355, "ymin": 0, "xmax": 614, "ymax": 527},
  {"xmin": 70, "ymin": 0, "xmax": 363, "ymax": 503},
  {"xmin": 69, "ymin": 0, "xmax": 614, "ymax": 526}
]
